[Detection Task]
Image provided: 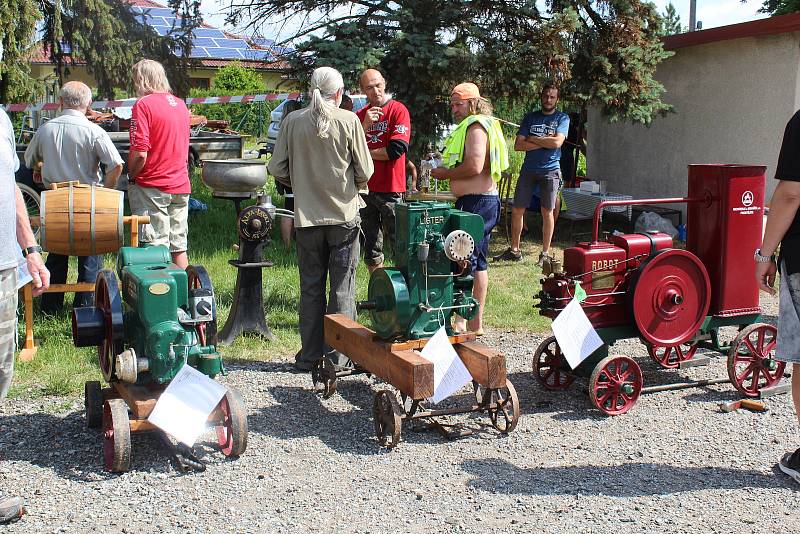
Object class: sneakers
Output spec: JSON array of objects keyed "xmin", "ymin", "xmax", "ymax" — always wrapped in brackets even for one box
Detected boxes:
[
  {"xmin": 536, "ymin": 251, "xmax": 551, "ymax": 268},
  {"xmin": 493, "ymin": 247, "xmax": 522, "ymax": 262},
  {"xmin": 779, "ymin": 447, "xmax": 800, "ymax": 484},
  {"xmin": 0, "ymin": 494, "xmax": 25, "ymax": 524}
]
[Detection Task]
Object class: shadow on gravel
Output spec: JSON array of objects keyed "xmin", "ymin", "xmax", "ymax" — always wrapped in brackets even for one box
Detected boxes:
[
  {"xmin": 461, "ymin": 457, "xmax": 793, "ymax": 495},
  {"xmin": 0, "ymin": 410, "xmax": 225, "ymax": 480}
]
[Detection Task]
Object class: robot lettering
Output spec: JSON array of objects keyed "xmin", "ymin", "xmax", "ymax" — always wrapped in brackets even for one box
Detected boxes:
[{"xmin": 592, "ymin": 259, "xmax": 619, "ymax": 271}]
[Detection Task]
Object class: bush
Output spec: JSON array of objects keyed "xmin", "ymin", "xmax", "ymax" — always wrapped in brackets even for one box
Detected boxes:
[{"xmin": 188, "ymin": 62, "xmax": 280, "ymax": 139}]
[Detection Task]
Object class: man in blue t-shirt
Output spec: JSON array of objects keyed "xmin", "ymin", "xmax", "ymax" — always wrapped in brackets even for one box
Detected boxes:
[{"xmin": 494, "ymin": 83, "xmax": 569, "ymax": 266}]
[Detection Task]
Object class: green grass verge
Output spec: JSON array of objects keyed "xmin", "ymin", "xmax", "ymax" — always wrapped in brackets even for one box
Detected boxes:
[{"xmin": 11, "ymin": 172, "xmax": 586, "ymax": 398}]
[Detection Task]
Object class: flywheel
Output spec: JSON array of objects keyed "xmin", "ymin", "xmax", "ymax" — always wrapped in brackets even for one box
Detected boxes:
[
  {"xmin": 628, "ymin": 249, "xmax": 710, "ymax": 346},
  {"xmin": 94, "ymin": 270, "xmax": 125, "ymax": 382},
  {"xmin": 368, "ymin": 268, "xmax": 412, "ymax": 340}
]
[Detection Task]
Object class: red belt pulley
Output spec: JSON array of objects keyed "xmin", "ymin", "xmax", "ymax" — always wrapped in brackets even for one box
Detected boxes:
[{"xmin": 628, "ymin": 249, "xmax": 711, "ymax": 346}]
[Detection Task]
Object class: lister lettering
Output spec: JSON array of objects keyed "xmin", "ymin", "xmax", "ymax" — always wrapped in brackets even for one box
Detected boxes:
[
  {"xmin": 421, "ymin": 213, "xmax": 445, "ymax": 226},
  {"xmin": 592, "ymin": 259, "xmax": 619, "ymax": 270}
]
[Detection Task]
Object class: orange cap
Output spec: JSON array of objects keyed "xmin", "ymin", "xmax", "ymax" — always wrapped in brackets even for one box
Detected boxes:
[{"xmin": 451, "ymin": 82, "xmax": 487, "ymax": 101}]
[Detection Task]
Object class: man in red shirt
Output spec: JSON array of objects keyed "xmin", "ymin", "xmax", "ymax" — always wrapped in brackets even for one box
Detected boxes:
[
  {"xmin": 356, "ymin": 69, "xmax": 412, "ymax": 272},
  {"xmin": 128, "ymin": 59, "xmax": 192, "ymax": 269}
]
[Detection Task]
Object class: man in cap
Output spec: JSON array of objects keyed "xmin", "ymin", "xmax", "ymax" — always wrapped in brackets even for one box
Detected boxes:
[{"xmin": 431, "ymin": 82, "xmax": 508, "ymax": 335}]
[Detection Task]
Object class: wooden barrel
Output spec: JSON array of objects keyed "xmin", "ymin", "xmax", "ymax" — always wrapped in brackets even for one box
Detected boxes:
[{"xmin": 40, "ymin": 182, "xmax": 124, "ymax": 256}]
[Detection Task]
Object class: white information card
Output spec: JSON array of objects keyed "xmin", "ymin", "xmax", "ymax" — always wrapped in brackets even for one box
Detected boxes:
[
  {"xmin": 420, "ymin": 326, "xmax": 472, "ymax": 404},
  {"xmin": 551, "ymin": 298, "xmax": 604, "ymax": 369},
  {"xmin": 148, "ymin": 364, "xmax": 227, "ymax": 446}
]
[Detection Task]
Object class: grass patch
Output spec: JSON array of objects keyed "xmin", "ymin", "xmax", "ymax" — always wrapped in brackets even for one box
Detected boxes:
[{"xmin": 11, "ymin": 172, "xmax": 590, "ymax": 398}]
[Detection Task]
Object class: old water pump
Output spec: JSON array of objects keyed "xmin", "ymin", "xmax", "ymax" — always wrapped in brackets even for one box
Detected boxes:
[
  {"xmin": 360, "ymin": 201, "xmax": 484, "ymax": 340},
  {"xmin": 72, "ymin": 246, "xmax": 222, "ymax": 384}
]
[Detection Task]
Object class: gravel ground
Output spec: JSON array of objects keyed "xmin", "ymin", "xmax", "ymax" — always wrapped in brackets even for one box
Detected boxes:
[{"xmin": 1, "ymin": 293, "xmax": 798, "ymax": 533}]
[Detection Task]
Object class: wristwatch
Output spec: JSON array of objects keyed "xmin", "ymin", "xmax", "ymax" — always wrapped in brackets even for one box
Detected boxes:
[
  {"xmin": 754, "ymin": 249, "xmax": 776, "ymax": 263},
  {"xmin": 21, "ymin": 245, "xmax": 42, "ymax": 257}
]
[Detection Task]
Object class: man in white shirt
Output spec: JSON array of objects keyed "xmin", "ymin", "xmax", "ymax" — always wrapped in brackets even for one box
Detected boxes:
[{"xmin": 24, "ymin": 81, "xmax": 123, "ymax": 314}]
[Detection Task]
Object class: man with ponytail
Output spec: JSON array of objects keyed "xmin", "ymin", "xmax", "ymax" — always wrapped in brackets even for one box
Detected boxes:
[{"xmin": 268, "ymin": 67, "xmax": 374, "ymax": 372}]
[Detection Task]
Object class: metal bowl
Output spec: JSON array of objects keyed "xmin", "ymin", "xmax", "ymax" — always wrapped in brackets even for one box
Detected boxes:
[{"xmin": 201, "ymin": 159, "xmax": 267, "ymax": 193}]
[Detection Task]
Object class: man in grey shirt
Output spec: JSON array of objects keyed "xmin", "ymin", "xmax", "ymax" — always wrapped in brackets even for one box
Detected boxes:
[
  {"xmin": 268, "ymin": 66, "xmax": 373, "ymax": 371},
  {"xmin": 24, "ymin": 81, "xmax": 123, "ymax": 314}
]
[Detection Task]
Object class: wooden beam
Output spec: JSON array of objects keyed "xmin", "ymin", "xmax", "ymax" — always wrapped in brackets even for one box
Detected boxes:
[
  {"xmin": 325, "ymin": 314, "xmax": 434, "ymax": 399},
  {"xmin": 454, "ymin": 341, "xmax": 507, "ymax": 389},
  {"xmin": 43, "ymin": 282, "xmax": 96, "ymax": 294},
  {"xmin": 112, "ymin": 382, "xmax": 164, "ymax": 419},
  {"xmin": 17, "ymin": 284, "xmax": 37, "ymax": 362}
]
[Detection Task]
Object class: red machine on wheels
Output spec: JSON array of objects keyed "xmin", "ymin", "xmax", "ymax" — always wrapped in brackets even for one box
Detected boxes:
[{"xmin": 535, "ymin": 165, "xmax": 787, "ymax": 415}]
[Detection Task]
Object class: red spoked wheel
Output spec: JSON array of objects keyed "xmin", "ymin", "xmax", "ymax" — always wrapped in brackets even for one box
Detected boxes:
[
  {"xmin": 186, "ymin": 265, "xmax": 217, "ymax": 347},
  {"xmin": 533, "ymin": 336, "xmax": 575, "ymax": 390},
  {"xmin": 647, "ymin": 342, "xmax": 699, "ymax": 369},
  {"xmin": 589, "ymin": 355, "xmax": 643, "ymax": 416},
  {"xmin": 94, "ymin": 270, "xmax": 124, "ymax": 382},
  {"xmin": 727, "ymin": 323, "xmax": 786, "ymax": 397},
  {"xmin": 103, "ymin": 398, "xmax": 131, "ymax": 472},
  {"xmin": 215, "ymin": 389, "xmax": 248, "ymax": 457}
]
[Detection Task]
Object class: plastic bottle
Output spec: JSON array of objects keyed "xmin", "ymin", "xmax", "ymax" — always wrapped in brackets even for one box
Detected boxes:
[{"xmin": 677, "ymin": 223, "xmax": 687, "ymax": 242}]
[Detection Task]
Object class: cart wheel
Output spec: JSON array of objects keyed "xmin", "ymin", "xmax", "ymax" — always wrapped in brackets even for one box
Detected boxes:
[
  {"xmin": 373, "ymin": 389, "xmax": 402, "ymax": 448},
  {"xmin": 646, "ymin": 342, "xmax": 698, "ymax": 369},
  {"xmin": 311, "ymin": 356, "xmax": 337, "ymax": 399},
  {"xmin": 533, "ymin": 336, "xmax": 575, "ymax": 390},
  {"xmin": 215, "ymin": 389, "xmax": 248, "ymax": 457},
  {"xmin": 727, "ymin": 323, "xmax": 785, "ymax": 397},
  {"xmin": 589, "ymin": 355, "xmax": 643, "ymax": 416},
  {"xmin": 85, "ymin": 380, "xmax": 103, "ymax": 429},
  {"xmin": 102, "ymin": 399, "xmax": 131, "ymax": 472},
  {"xmin": 488, "ymin": 380, "xmax": 520, "ymax": 433}
]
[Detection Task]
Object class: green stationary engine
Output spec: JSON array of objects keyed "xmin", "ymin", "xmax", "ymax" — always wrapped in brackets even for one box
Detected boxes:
[
  {"xmin": 360, "ymin": 201, "xmax": 484, "ymax": 340},
  {"xmin": 72, "ymin": 246, "xmax": 223, "ymax": 384}
]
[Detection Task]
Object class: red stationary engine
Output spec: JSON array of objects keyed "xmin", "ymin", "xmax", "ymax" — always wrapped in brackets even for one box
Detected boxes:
[{"xmin": 538, "ymin": 232, "xmax": 712, "ymax": 346}]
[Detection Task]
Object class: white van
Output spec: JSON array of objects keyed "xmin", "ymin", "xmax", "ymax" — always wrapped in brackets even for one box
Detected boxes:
[{"xmin": 264, "ymin": 94, "xmax": 368, "ymax": 153}]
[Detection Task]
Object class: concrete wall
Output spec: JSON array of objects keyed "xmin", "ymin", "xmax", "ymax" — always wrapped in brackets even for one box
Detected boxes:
[{"xmin": 588, "ymin": 31, "xmax": 800, "ymax": 203}]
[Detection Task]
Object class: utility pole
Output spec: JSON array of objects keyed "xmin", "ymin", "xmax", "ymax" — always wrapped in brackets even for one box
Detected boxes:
[{"xmin": 689, "ymin": 0, "xmax": 697, "ymax": 31}]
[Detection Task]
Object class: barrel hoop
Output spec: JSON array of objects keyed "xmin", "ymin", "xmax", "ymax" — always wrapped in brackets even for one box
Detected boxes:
[
  {"xmin": 68, "ymin": 184, "xmax": 75, "ymax": 255},
  {"xmin": 40, "ymin": 191, "xmax": 47, "ymax": 251},
  {"xmin": 117, "ymin": 191, "xmax": 124, "ymax": 249},
  {"xmin": 90, "ymin": 185, "xmax": 96, "ymax": 256}
]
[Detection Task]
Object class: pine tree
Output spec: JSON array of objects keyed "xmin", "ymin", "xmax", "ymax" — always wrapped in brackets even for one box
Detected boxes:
[
  {"xmin": 759, "ymin": 0, "xmax": 800, "ymax": 15},
  {"xmin": 227, "ymin": 0, "xmax": 673, "ymax": 154},
  {"xmin": 660, "ymin": 2, "xmax": 686, "ymax": 36}
]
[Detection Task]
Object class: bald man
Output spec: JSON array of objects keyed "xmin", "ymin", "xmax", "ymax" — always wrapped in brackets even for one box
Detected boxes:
[
  {"xmin": 24, "ymin": 80, "xmax": 123, "ymax": 314},
  {"xmin": 356, "ymin": 69, "xmax": 411, "ymax": 272}
]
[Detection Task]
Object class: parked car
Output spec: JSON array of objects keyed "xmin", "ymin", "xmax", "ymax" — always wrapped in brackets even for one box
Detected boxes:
[{"xmin": 264, "ymin": 94, "xmax": 368, "ymax": 153}]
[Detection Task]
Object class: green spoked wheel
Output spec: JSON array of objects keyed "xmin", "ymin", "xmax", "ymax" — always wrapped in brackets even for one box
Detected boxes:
[{"xmin": 368, "ymin": 268, "xmax": 412, "ymax": 340}]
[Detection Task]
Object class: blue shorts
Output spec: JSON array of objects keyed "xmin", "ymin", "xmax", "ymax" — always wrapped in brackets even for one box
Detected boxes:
[{"xmin": 455, "ymin": 193, "xmax": 500, "ymax": 272}]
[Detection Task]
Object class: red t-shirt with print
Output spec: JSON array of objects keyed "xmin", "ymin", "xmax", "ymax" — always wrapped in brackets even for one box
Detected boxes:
[
  {"xmin": 356, "ymin": 99, "xmax": 411, "ymax": 193},
  {"xmin": 129, "ymin": 92, "xmax": 191, "ymax": 194}
]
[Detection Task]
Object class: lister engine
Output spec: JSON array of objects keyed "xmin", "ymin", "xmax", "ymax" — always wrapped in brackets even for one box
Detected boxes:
[
  {"xmin": 361, "ymin": 201, "xmax": 484, "ymax": 340},
  {"xmin": 72, "ymin": 246, "xmax": 222, "ymax": 384}
]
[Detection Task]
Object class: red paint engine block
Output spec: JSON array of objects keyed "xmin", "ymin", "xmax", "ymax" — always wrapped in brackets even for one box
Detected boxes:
[{"xmin": 538, "ymin": 232, "xmax": 673, "ymax": 328}]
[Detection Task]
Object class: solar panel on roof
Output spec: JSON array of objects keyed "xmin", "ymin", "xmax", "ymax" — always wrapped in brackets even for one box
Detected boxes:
[
  {"xmin": 162, "ymin": 16, "xmax": 177, "ymax": 26},
  {"xmin": 192, "ymin": 37, "xmax": 216, "ymax": 47},
  {"xmin": 206, "ymin": 47, "xmax": 244, "ymax": 59},
  {"xmin": 252, "ymin": 38, "xmax": 275, "ymax": 47},
  {"xmin": 189, "ymin": 47, "xmax": 210, "ymax": 58},
  {"xmin": 212, "ymin": 38, "xmax": 249, "ymax": 49},
  {"xmin": 193, "ymin": 28, "xmax": 226, "ymax": 39},
  {"xmin": 130, "ymin": 6, "xmax": 143, "ymax": 13},
  {"xmin": 152, "ymin": 26, "xmax": 170, "ymax": 36},
  {"xmin": 240, "ymin": 49, "xmax": 272, "ymax": 61},
  {"xmin": 145, "ymin": 8, "xmax": 175, "ymax": 17}
]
